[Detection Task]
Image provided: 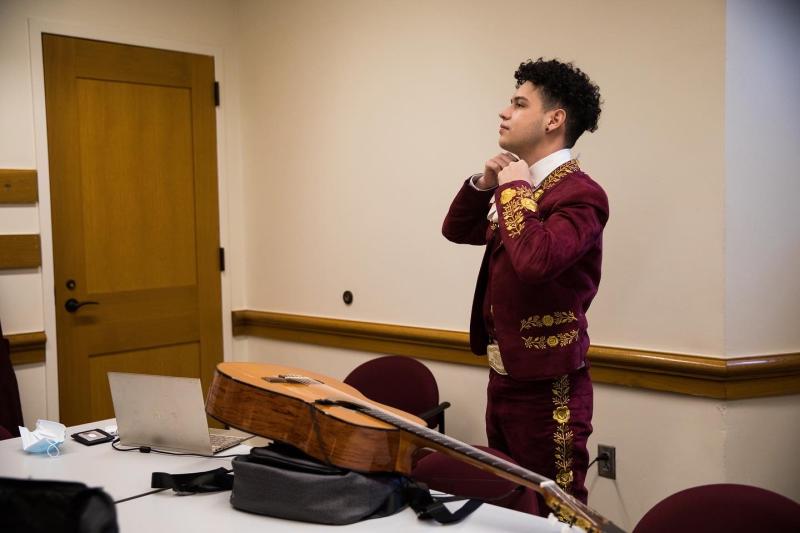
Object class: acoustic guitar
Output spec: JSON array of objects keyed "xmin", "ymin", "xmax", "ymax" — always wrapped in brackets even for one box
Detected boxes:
[{"xmin": 206, "ymin": 362, "xmax": 625, "ymax": 533}]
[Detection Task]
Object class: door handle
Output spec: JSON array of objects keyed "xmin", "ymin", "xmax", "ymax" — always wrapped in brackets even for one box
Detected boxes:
[{"xmin": 65, "ymin": 298, "xmax": 99, "ymax": 313}]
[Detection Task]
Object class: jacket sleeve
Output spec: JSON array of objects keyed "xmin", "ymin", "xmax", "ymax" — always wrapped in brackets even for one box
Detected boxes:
[
  {"xmin": 494, "ymin": 178, "xmax": 609, "ymax": 283},
  {"xmin": 442, "ymin": 178, "xmax": 495, "ymax": 245}
]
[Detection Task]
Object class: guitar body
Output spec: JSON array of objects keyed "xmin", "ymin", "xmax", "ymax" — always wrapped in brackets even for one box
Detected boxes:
[
  {"xmin": 206, "ymin": 362, "xmax": 425, "ymax": 474},
  {"xmin": 206, "ymin": 362, "xmax": 626, "ymax": 533}
]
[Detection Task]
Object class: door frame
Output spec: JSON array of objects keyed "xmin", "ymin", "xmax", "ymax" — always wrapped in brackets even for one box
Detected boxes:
[{"xmin": 28, "ymin": 18, "xmax": 235, "ymax": 421}]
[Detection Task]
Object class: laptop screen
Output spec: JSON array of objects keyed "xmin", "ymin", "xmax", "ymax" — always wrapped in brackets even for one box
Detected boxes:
[{"xmin": 108, "ymin": 372, "xmax": 214, "ymax": 454}]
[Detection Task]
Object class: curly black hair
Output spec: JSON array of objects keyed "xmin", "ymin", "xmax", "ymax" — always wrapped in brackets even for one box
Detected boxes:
[{"xmin": 514, "ymin": 58, "xmax": 601, "ymax": 148}]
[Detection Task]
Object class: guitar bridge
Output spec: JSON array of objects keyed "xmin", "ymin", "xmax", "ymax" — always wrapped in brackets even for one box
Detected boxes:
[{"xmin": 263, "ymin": 374, "xmax": 322, "ymax": 385}]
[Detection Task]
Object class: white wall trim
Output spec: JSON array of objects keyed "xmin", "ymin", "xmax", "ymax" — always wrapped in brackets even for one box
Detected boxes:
[{"xmin": 26, "ymin": 17, "xmax": 235, "ymax": 420}]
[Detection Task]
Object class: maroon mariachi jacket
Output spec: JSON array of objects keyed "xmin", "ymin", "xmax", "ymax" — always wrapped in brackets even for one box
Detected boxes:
[{"xmin": 442, "ymin": 161, "xmax": 609, "ymax": 380}]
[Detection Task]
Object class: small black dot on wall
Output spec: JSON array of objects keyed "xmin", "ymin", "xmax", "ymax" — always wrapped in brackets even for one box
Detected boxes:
[{"xmin": 342, "ymin": 290, "xmax": 353, "ymax": 305}]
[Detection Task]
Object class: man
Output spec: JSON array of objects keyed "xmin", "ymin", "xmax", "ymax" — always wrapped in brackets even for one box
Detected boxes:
[{"xmin": 442, "ymin": 58, "xmax": 607, "ymax": 507}]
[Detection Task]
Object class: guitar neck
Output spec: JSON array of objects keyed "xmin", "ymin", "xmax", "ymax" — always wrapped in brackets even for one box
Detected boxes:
[
  {"xmin": 354, "ymin": 401, "xmax": 548, "ymax": 486},
  {"xmin": 327, "ymin": 399, "xmax": 624, "ymax": 533}
]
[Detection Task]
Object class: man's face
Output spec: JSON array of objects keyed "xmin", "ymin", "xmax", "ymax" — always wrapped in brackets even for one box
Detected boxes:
[{"xmin": 497, "ymin": 82, "xmax": 548, "ymax": 155}]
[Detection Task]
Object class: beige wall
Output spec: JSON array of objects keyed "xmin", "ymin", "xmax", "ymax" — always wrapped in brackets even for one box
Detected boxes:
[
  {"xmin": 0, "ymin": 0, "xmax": 246, "ymax": 422},
  {"xmin": 238, "ymin": 0, "xmax": 728, "ymax": 357},
  {"xmin": 724, "ymin": 396, "xmax": 800, "ymax": 500},
  {"xmin": 13, "ymin": 363, "xmax": 48, "ymax": 430},
  {"xmin": 725, "ymin": 0, "xmax": 800, "ymax": 356}
]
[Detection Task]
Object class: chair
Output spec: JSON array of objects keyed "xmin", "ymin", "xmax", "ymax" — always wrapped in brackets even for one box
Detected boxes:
[
  {"xmin": 0, "ymin": 319, "xmax": 24, "ymax": 439},
  {"xmin": 411, "ymin": 444, "xmax": 539, "ymax": 516},
  {"xmin": 633, "ymin": 483, "xmax": 800, "ymax": 533},
  {"xmin": 343, "ymin": 355, "xmax": 450, "ymax": 432}
]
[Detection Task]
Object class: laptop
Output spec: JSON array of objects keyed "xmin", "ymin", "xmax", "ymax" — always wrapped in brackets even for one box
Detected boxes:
[{"xmin": 108, "ymin": 372, "xmax": 251, "ymax": 454}]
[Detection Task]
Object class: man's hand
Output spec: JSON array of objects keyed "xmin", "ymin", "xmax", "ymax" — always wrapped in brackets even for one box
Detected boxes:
[
  {"xmin": 477, "ymin": 153, "xmax": 518, "ymax": 189},
  {"xmin": 498, "ymin": 159, "xmax": 531, "ymax": 186}
]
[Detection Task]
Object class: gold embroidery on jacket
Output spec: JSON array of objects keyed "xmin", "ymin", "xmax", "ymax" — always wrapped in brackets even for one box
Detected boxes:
[
  {"xmin": 552, "ymin": 375, "xmax": 574, "ymax": 493},
  {"xmin": 500, "ymin": 188, "xmax": 517, "ymax": 205},
  {"xmin": 520, "ymin": 311, "xmax": 577, "ymax": 331},
  {"xmin": 522, "ymin": 329, "xmax": 579, "ymax": 350},
  {"xmin": 540, "ymin": 159, "xmax": 579, "ymax": 193},
  {"xmin": 499, "ymin": 185, "xmax": 534, "ymax": 238},
  {"xmin": 520, "ymin": 198, "xmax": 537, "ymax": 212},
  {"xmin": 497, "ymin": 159, "xmax": 580, "ymax": 239}
]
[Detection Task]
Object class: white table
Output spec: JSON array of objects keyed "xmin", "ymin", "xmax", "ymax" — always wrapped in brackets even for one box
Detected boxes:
[
  {"xmin": 2, "ymin": 420, "xmax": 573, "ymax": 532},
  {"xmin": 0, "ymin": 419, "xmax": 250, "ymax": 502},
  {"xmin": 117, "ymin": 489, "xmax": 563, "ymax": 533}
]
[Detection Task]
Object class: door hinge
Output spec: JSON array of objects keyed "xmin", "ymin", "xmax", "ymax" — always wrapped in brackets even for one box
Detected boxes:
[
  {"xmin": 219, "ymin": 247, "xmax": 225, "ymax": 272},
  {"xmin": 214, "ymin": 81, "xmax": 220, "ymax": 107}
]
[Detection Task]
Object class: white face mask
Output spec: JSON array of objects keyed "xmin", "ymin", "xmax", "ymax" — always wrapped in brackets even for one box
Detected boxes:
[{"xmin": 19, "ymin": 420, "xmax": 66, "ymax": 457}]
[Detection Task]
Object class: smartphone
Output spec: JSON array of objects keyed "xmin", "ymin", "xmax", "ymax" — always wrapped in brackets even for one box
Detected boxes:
[{"xmin": 71, "ymin": 428, "xmax": 114, "ymax": 446}]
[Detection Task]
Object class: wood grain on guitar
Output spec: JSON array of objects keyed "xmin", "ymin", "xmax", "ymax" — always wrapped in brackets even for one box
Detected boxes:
[{"xmin": 206, "ymin": 362, "xmax": 626, "ymax": 533}]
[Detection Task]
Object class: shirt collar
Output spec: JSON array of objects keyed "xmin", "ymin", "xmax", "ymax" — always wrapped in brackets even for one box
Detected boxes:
[{"xmin": 530, "ymin": 148, "xmax": 572, "ymax": 188}]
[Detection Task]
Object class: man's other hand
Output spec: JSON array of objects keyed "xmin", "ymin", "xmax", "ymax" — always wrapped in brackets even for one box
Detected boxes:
[
  {"xmin": 478, "ymin": 153, "xmax": 518, "ymax": 189},
  {"xmin": 498, "ymin": 159, "xmax": 531, "ymax": 186}
]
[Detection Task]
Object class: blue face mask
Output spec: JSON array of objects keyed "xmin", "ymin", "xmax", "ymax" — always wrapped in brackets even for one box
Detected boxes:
[{"xmin": 19, "ymin": 420, "xmax": 66, "ymax": 456}]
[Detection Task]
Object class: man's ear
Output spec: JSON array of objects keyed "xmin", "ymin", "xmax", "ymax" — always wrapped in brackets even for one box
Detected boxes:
[{"xmin": 545, "ymin": 108, "xmax": 566, "ymax": 132}]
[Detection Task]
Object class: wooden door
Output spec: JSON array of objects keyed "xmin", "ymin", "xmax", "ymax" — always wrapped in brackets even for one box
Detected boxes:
[{"xmin": 43, "ymin": 34, "xmax": 223, "ymax": 425}]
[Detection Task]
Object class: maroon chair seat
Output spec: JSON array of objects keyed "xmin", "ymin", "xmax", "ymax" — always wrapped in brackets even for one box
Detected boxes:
[
  {"xmin": 633, "ymin": 483, "xmax": 800, "ymax": 533},
  {"xmin": 344, "ymin": 355, "xmax": 450, "ymax": 432},
  {"xmin": 411, "ymin": 445, "xmax": 539, "ymax": 516}
]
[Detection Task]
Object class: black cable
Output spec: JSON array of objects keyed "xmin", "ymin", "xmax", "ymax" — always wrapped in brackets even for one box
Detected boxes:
[
  {"xmin": 113, "ymin": 488, "xmax": 169, "ymax": 504},
  {"xmin": 587, "ymin": 451, "xmax": 610, "ymax": 469},
  {"xmin": 110, "ymin": 438, "xmax": 247, "ymax": 459}
]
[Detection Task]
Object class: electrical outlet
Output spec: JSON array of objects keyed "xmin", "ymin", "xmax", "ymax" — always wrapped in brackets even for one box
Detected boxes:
[{"xmin": 597, "ymin": 444, "xmax": 616, "ymax": 479}]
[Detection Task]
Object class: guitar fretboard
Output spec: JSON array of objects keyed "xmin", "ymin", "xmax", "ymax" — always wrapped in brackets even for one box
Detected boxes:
[
  {"xmin": 335, "ymin": 400, "xmax": 550, "ymax": 488},
  {"xmin": 340, "ymin": 400, "xmax": 626, "ymax": 533}
]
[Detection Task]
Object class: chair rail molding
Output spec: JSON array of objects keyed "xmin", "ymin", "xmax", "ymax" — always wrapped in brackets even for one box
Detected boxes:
[
  {"xmin": 7, "ymin": 331, "xmax": 47, "ymax": 366},
  {"xmin": 0, "ymin": 169, "xmax": 38, "ymax": 204},
  {"xmin": 232, "ymin": 310, "xmax": 800, "ymax": 401}
]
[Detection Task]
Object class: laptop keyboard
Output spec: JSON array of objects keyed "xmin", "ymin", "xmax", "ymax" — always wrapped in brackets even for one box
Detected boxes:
[{"xmin": 209, "ymin": 433, "xmax": 248, "ymax": 453}]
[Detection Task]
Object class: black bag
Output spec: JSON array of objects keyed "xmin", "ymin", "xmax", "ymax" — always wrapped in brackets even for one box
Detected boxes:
[
  {"xmin": 152, "ymin": 442, "xmax": 482, "ymax": 525},
  {"xmin": 0, "ymin": 477, "xmax": 118, "ymax": 533},
  {"xmin": 230, "ymin": 443, "xmax": 410, "ymax": 525}
]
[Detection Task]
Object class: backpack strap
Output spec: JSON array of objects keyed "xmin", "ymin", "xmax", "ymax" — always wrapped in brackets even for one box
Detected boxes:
[
  {"xmin": 404, "ymin": 479, "xmax": 484, "ymax": 524},
  {"xmin": 151, "ymin": 467, "xmax": 233, "ymax": 494}
]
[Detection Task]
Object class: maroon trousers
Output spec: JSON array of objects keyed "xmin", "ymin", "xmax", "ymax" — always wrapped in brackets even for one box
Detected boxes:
[{"xmin": 486, "ymin": 366, "xmax": 593, "ymax": 508}]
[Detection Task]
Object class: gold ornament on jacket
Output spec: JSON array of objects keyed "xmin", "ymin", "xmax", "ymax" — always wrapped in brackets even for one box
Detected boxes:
[
  {"xmin": 520, "ymin": 311, "xmax": 577, "ymax": 331},
  {"xmin": 553, "ymin": 405, "xmax": 571, "ymax": 424},
  {"xmin": 497, "ymin": 159, "xmax": 580, "ymax": 239},
  {"xmin": 499, "ymin": 185, "xmax": 533, "ymax": 238},
  {"xmin": 500, "ymin": 188, "xmax": 517, "ymax": 205},
  {"xmin": 522, "ymin": 329, "xmax": 579, "ymax": 350}
]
